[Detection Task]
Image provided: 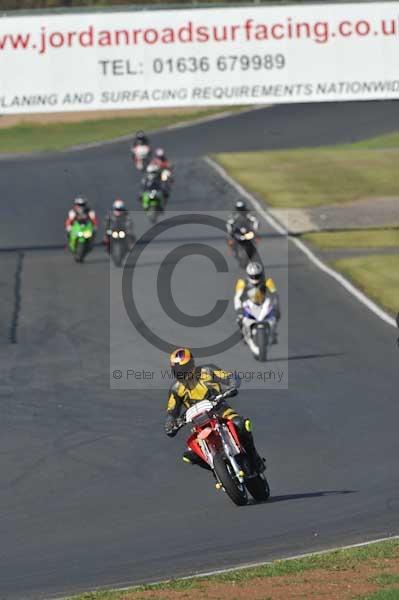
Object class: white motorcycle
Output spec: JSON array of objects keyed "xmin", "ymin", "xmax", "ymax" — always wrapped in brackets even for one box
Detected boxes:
[
  {"xmin": 131, "ymin": 143, "xmax": 151, "ymax": 171},
  {"xmin": 241, "ymin": 291, "xmax": 277, "ymax": 362}
]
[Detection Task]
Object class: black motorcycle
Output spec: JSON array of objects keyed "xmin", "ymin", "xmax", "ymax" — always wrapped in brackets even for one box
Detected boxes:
[
  {"xmin": 109, "ymin": 226, "xmax": 129, "ymax": 267},
  {"xmin": 229, "ymin": 227, "xmax": 258, "ymax": 268}
]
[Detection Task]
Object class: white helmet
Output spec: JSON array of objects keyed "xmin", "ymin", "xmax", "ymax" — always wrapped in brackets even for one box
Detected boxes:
[
  {"xmin": 155, "ymin": 147, "xmax": 165, "ymax": 159},
  {"xmin": 246, "ymin": 262, "xmax": 264, "ymax": 285},
  {"xmin": 113, "ymin": 198, "xmax": 125, "ymax": 212},
  {"xmin": 146, "ymin": 163, "xmax": 160, "ymax": 174}
]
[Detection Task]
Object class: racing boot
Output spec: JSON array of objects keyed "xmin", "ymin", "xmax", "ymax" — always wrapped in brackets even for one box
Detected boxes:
[{"xmin": 233, "ymin": 417, "xmax": 266, "ymax": 474}]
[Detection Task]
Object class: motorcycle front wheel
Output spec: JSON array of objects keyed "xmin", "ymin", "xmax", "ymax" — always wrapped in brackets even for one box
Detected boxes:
[
  {"xmin": 111, "ymin": 240, "xmax": 124, "ymax": 267},
  {"xmin": 256, "ymin": 325, "xmax": 268, "ymax": 362},
  {"xmin": 236, "ymin": 244, "xmax": 249, "ymax": 268},
  {"xmin": 245, "ymin": 473, "xmax": 270, "ymax": 502},
  {"xmin": 213, "ymin": 454, "xmax": 248, "ymax": 506},
  {"xmin": 75, "ymin": 241, "xmax": 86, "ymax": 263},
  {"xmin": 147, "ymin": 207, "xmax": 158, "ymax": 223}
]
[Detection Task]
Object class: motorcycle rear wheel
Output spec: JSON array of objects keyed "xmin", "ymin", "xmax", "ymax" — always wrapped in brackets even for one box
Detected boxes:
[{"xmin": 213, "ymin": 454, "xmax": 248, "ymax": 506}]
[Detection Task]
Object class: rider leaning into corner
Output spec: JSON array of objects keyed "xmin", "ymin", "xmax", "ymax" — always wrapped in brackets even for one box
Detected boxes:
[
  {"xmin": 164, "ymin": 347, "xmax": 266, "ymax": 473},
  {"xmin": 65, "ymin": 196, "xmax": 98, "ymax": 240},
  {"xmin": 235, "ymin": 262, "xmax": 281, "ymax": 344}
]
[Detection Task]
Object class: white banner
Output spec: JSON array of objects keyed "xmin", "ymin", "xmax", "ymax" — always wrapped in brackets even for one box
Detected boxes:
[{"xmin": 1, "ymin": 2, "xmax": 399, "ymax": 113}]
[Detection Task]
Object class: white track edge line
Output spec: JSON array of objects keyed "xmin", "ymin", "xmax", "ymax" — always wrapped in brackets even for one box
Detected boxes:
[
  {"xmin": 204, "ymin": 156, "xmax": 396, "ymax": 329},
  {"xmin": 49, "ymin": 534, "xmax": 399, "ymax": 600}
]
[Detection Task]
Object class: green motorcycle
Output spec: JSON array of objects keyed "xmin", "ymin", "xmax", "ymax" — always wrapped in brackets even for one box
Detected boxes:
[
  {"xmin": 141, "ymin": 188, "xmax": 164, "ymax": 223},
  {"xmin": 68, "ymin": 218, "xmax": 94, "ymax": 263}
]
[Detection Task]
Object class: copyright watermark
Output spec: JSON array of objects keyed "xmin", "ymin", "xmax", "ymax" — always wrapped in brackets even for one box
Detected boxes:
[
  {"xmin": 110, "ymin": 211, "xmax": 288, "ymax": 390},
  {"xmin": 111, "ymin": 367, "xmax": 286, "ymax": 384}
]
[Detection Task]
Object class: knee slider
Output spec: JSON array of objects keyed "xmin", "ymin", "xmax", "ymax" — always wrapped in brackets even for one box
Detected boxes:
[{"xmin": 244, "ymin": 418, "xmax": 252, "ymax": 433}]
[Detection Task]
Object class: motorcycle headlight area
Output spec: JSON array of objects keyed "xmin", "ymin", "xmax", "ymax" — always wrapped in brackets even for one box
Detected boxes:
[
  {"xmin": 83, "ymin": 231, "xmax": 92, "ymax": 239},
  {"xmin": 112, "ymin": 231, "xmax": 126, "ymax": 239},
  {"xmin": 185, "ymin": 400, "xmax": 214, "ymax": 423}
]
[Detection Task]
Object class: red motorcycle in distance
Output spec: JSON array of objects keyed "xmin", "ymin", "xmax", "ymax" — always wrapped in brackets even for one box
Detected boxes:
[
  {"xmin": 131, "ymin": 143, "xmax": 152, "ymax": 171},
  {"xmin": 175, "ymin": 389, "xmax": 270, "ymax": 506}
]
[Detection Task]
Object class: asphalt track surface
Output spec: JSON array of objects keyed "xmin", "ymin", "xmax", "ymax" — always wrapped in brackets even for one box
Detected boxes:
[{"xmin": 1, "ymin": 101, "xmax": 399, "ymax": 599}]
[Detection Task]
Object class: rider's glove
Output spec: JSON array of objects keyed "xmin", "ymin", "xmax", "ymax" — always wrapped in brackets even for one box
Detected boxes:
[{"xmin": 164, "ymin": 416, "xmax": 178, "ymax": 437}]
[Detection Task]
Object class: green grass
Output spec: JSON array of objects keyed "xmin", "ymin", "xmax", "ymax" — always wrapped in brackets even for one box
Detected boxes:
[
  {"xmin": 214, "ymin": 147, "xmax": 399, "ymax": 209},
  {"xmin": 352, "ymin": 131, "xmax": 399, "ymax": 149},
  {"xmin": 332, "ymin": 255, "xmax": 399, "ymax": 315},
  {"xmin": 66, "ymin": 539, "xmax": 399, "ymax": 599},
  {"xmin": 0, "ymin": 107, "xmax": 241, "ymax": 154},
  {"xmin": 360, "ymin": 590, "xmax": 399, "ymax": 599},
  {"xmin": 372, "ymin": 574, "xmax": 399, "ymax": 587},
  {"xmin": 303, "ymin": 229, "xmax": 399, "ymax": 250}
]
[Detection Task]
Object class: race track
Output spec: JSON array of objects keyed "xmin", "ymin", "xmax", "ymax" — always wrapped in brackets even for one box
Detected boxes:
[{"xmin": 1, "ymin": 101, "xmax": 399, "ymax": 599}]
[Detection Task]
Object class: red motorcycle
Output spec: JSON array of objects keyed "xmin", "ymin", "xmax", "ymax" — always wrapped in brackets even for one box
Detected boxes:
[
  {"xmin": 176, "ymin": 389, "xmax": 270, "ymax": 506},
  {"xmin": 131, "ymin": 143, "xmax": 151, "ymax": 171}
]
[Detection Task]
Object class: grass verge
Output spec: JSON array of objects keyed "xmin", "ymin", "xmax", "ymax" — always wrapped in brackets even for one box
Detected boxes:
[
  {"xmin": 331, "ymin": 255, "xmax": 399, "ymax": 315},
  {"xmin": 66, "ymin": 539, "xmax": 399, "ymax": 600},
  {"xmin": 213, "ymin": 130, "xmax": 399, "ymax": 209},
  {"xmin": 303, "ymin": 229, "xmax": 399, "ymax": 250},
  {"xmin": 0, "ymin": 106, "xmax": 243, "ymax": 154}
]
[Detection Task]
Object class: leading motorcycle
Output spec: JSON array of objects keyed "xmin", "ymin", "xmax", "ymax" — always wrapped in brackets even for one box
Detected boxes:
[{"xmin": 175, "ymin": 389, "xmax": 270, "ymax": 506}]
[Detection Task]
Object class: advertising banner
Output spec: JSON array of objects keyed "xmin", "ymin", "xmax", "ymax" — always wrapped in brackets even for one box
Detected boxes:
[{"xmin": 1, "ymin": 2, "xmax": 399, "ymax": 113}]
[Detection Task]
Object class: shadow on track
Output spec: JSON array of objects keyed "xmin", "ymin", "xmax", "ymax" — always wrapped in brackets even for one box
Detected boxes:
[
  {"xmin": 244, "ymin": 489, "xmax": 356, "ymax": 507},
  {"xmin": 267, "ymin": 352, "xmax": 344, "ymax": 363},
  {"xmin": 266, "ymin": 489, "xmax": 356, "ymax": 504}
]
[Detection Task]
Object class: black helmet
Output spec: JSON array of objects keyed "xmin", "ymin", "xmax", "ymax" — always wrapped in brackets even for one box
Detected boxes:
[
  {"xmin": 170, "ymin": 347, "xmax": 195, "ymax": 380},
  {"xmin": 246, "ymin": 261, "xmax": 264, "ymax": 286},
  {"xmin": 235, "ymin": 200, "xmax": 248, "ymax": 212},
  {"xmin": 136, "ymin": 130, "xmax": 146, "ymax": 143}
]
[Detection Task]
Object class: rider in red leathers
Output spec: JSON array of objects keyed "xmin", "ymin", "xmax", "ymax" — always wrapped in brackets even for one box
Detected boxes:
[{"xmin": 65, "ymin": 196, "xmax": 98, "ymax": 239}]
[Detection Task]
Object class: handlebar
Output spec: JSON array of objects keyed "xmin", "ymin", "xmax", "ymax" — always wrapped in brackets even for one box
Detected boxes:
[{"xmin": 175, "ymin": 387, "xmax": 238, "ymax": 431}]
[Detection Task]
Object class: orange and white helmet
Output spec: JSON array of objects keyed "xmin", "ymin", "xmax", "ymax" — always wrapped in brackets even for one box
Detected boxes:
[{"xmin": 170, "ymin": 347, "xmax": 195, "ymax": 380}]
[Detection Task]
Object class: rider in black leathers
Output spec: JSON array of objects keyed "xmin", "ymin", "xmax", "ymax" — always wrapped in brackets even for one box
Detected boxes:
[
  {"xmin": 226, "ymin": 200, "xmax": 259, "ymax": 239},
  {"xmin": 104, "ymin": 199, "xmax": 135, "ymax": 252}
]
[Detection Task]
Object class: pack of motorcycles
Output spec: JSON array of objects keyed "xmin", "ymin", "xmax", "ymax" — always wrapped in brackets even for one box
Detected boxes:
[
  {"xmin": 67, "ymin": 139, "xmax": 276, "ymax": 505},
  {"xmin": 67, "ymin": 141, "xmax": 171, "ymax": 266},
  {"xmin": 68, "ymin": 139, "xmax": 276, "ymax": 364}
]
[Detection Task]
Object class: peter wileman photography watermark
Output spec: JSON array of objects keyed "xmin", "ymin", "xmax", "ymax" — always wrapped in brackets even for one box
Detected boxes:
[
  {"xmin": 111, "ymin": 367, "xmax": 286, "ymax": 384},
  {"xmin": 110, "ymin": 211, "xmax": 288, "ymax": 390}
]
